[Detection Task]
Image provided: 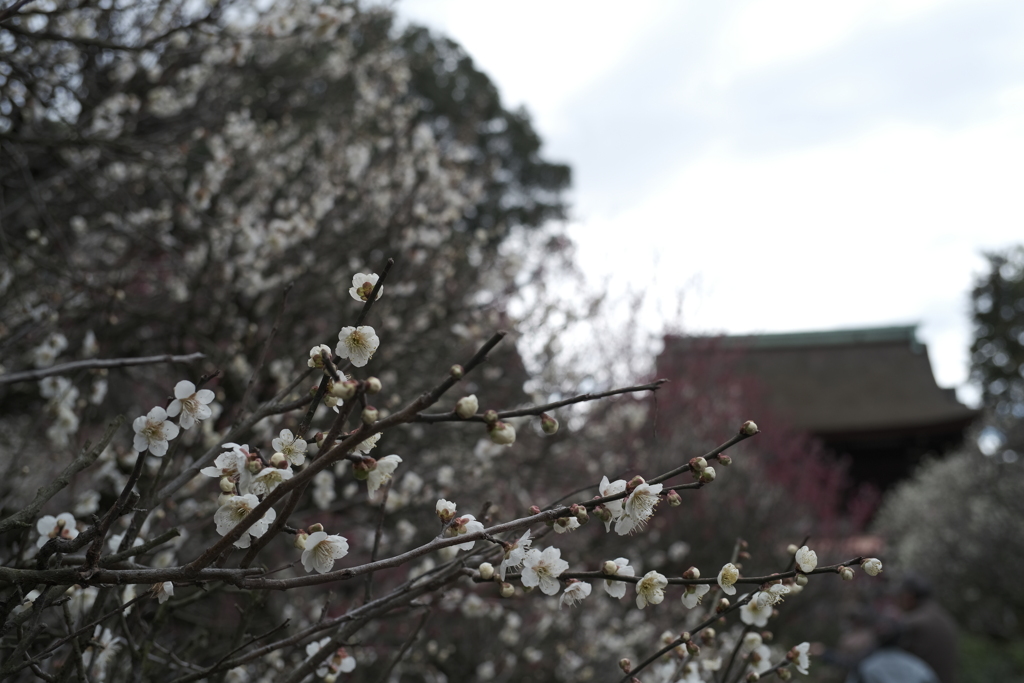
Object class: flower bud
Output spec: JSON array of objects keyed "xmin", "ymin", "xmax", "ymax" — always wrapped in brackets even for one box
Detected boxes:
[
  {"xmin": 482, "ymin": 409, "xmax": 499, "ymax": 426},
  {"xmin": 246, "ymin": 458, "xmax": 263, "ymax": 474},
  {"xmin": 450, "ymin": 364, "xmax": 464, "ymax": 379},
  {"xmin": 603, "ymin": 560, "xmax": 619, "ymax": 575},
  {"xmin": 777, "ymin": 668, "xmax": 792, "ymax": 681},
  {"xmin": 218, "ymin": 492, "xmax": 234, "ymax": 506},
  {"xmin": 594, "ymin": 505, "xmax": 613, "ymax": 524},
  {"xmin": 529, "ymin": 505, "xmax": 542, "ymax": 515},
  {"xmin": 719, "ymin": 454, "xmax": 732, "ymax": 466},
  {"xmin": 701, "ymin": 628, "xmax": 716, "ymax": 645},
  {"xmin": 679, "ymin": 631, "xmax": 691, "ymax": 642},
  {"xmin": 861, "ymin": 558, "xmax": 883, "ymax": 576},
  {"xmin": 786, "ymin": 544, "xmax": 799, "ymax": 555},
  {"xmin": 761, "ymin": 631, "xmax": 773, "ymax": 642},
  {"xmin": 840, "ymin": 567, "xmax": 855, "ymax": 581},
  {"xmin": 699, "ymin": 466, "xmax": 716, "ymax": 483},
  {"xmin": 499, "ymin": 582, "xmax": 515, "ymax": 598},
  {"xmin": 352, "ymin": 457, "xmax": 376, "ymax": 480},
  {"xmin": 270, "ymin": 452, "xmax": 287, "ymax": 467},
  {"xmin": 619, "ymin": 659, "xmax": 632, "ymax": 673},
  {"xmin": 455, "ymin": 395, "xmax": 478, "ymax": 419},
  {"xmin": 365, "ymin": 376, "xmax": 382, "ymax": 394},
  {"xmin": 683, "ymin": 566, "xmax": 700, "ymax": 580},
  {"xmin": 294, "ymin": 530, "xmax": 308, "ymax": 549},
  {"xmin": 315, "ymin": 432, "xmax": 325, "ymax": 447},
  {"xmin": 488, "ymin": 421, "xmax": 516, "ymax": 446},
  {"xmin": 478, "ymin": 562, "xmax": 494, "ymax": 581},
  {"xmin": 307, "ymin": 523, "xmax": 323, "ymax": 534},
  {"xmin": 741, "ymin": 420, "xmax": 759, "ymax": 435},
  {"xmin": 540, "ymin": 413, "xmax": 559, "ymax": 435},
  {"xmin": 686, "ymin": 641, "xmax": 700, "ymax": 656},
  {"xmin": 626, "ymin": 475, "xmax": 645, "ymax": 492},
  {"xmin": 689, "ymin": 456, "xmax": 707, "ymax": 472},
  {"xmin": 219, "ymin": 477, "xmax": 236, "ymax": 493},
  {"xmin": 574, "ymin": 506, "xmax": 589, "ymax": 524},
  {"xmin": 361, "ymin": 406, "xmax": 379, "ymax": 425},
  {"xmin": 795, "ymin": 573, "xmax": 809, "ymax": 586},
  {"xmin": 716, "ymin": 598, "xmax": 730, "ymax": 613},
  {"xmin": 666, "ymin": 489, "xmax": 682, "ymax": 506},
  {"xmin": 436, "ymin": 499, "xmax": 457, "ymax": 522},
  {"xmin": 746, "ymin": 672, "xmax": 760, "ymax": 682}
]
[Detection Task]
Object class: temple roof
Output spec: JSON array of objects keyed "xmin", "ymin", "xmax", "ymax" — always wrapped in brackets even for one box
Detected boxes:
[{"xmin": 662, "ymin": 325, "xmax": 977, "ymax": 435}]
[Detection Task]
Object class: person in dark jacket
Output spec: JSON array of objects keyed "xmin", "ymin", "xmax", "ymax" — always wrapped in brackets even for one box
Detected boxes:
[
  {"xmin": 846, "ymin": 615, "xmax": 939, "ymax": 683},
  {"xmin": 897, "ymin": 575, "xmax": 960, "ymax": 683}
]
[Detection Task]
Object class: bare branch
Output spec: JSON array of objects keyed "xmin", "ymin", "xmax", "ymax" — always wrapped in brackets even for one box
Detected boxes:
[{"xmin": 0, "ymin": 353, "xmax": 206, "ymax": 386}]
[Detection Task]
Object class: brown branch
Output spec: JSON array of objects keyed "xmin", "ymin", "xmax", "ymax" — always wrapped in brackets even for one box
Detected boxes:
[
  {"xmin": 0, "ymin": 0, "xmax": 35, "ymax": 24},
  {"xmin": 239, "ymin": 283, "xmax": 292, "ymax": 413},
  {"xmin": 414, "ymin": 379, "xmax": 668, "ymax": 422},
  {"xmin": 0, "ymin": 353, "xmax": 206, "ymax": 385},
  {"xmin": 363, "ymin": 481, "xmax": 392, "ymax": 603}
]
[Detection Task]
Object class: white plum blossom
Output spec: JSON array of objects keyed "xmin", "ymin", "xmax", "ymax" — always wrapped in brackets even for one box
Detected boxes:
[
  {"xmin": 214, "ymin": 494, "xmax": 277, "ymax": 548},
  {"xmin": 166, "ymin": 380, "xmax": 215, "ymax": 429},
  {"xmin": 153, "ymin": 581, "xmax": 174, "ymax": 604},
  {"xmin": 319, "ymin": 647, "xmax": 357, "ymax": 677},
  {"xmin": 718, "ymin": 562, "xmax": 740, "ymax": 595},
  {"xmin": 313, "ymin": 471, "xmax": 336, "ymax": 510},
  {"xmin": 353, "ymin": 432, "xmax": 380, "ymax": 455},
  {"xmin": 679, "ymin": 662, "xmax": 703, "ymax": 683},
  {"xmin": 307, "ymin": 344, "xmax": 333, "ymax": 368},
  {"xmin": 598, "ymin": 476, "xmax": 627, "ymax": 532},
  {"xmin": 682, "ymin": 583, "xmax": 711, "ymax": 608},
  {"xmin": 791, "ymin": 642, "xmax": 811, "ymax": 674},
  {"xmin": 616, "ymin": 481, "xmax": 662, "ymax": 535},
  {"xmin": 795, "ymin": 545, "xmax": 817, "ymax": 573},
  {"xmin": 635, "ymin": 570, "xmax": 668, "ymax": 609},
  {"xmin": 743, "ymin": 632, "xmax": 764, "ymax": 652},
  {"xmin": 367, "ymin": 454, "xmax": 401, "ymax": 496},
  {"xmin": 455, "ymin": 394, "xmax": 478, "ymax": 418},
  {"xmin": 301, "ymin": 531, "xmax": 350, "ymax": 573},
  {"xmin": 36, "ymin": 512, "xmax": 78, "ymax": 548},
  {"xmin": 521, "ymin": 547, "xmax": 569, "ymax": 595},
  {"xmin": 559, "ymin": 580, "xmax": 592, "ymax": 609},
  {"xmin": 741, "ymin": 594, "xmax": 773, "ymax": 627},
  {"xmin": 13, "ymin": 589, "xmax": 41, "ymax": 615},
  {"xmin": 349, "ymin": 272, "xmax": 383, "ymax": 301},
  {"xmin": 435, "ymin": 499, "xmax": 457, "ymax": 522},
  {"xmin": 250, "ymin": 465, "xmax": 293, "ymax": 497},
  {"xmin": 201, "ymin": 444, "xmax": 251, "ymax": 492},
  {"xmin": 862, "ymin": 558, "xmax": 883, "ymax": 576},
  {"xmin": 603, "ymin": 557, "xmax": 635, "ymax": 599},
  {"xmin": 32, "ymin": 332, "xmax": 68, "ymax": 368},
  {"xmin": 756, "ymin": 583, "xmax": 790, "ymax": 608},
  {"xmin": 553, "ymin": 516, "xmax": 580, "ymax": 534},
  {"xmin": 499, "ymin": 529, "xmax": 531, "ymax": 580},
  {"xmin": 336, "ymin": 325, "xmax": 380, "ymax": 367},
  {"xmin": 749, "ymin": 644, "xmax": 773, "ymax": 675},
  {"xmin": 272, "ymin": 429, "xmax": 307, "ymax": 466},
  {"xmin": 452, "ymin": 514, "xmax": 485, "ymax": 552},
  {"xmin": 84, "ymin": 626, "xmax": 123, "ymax": 680},
  {"xmin": 132, "ymin": 406, "xmax": 179, "ymax": 456}
]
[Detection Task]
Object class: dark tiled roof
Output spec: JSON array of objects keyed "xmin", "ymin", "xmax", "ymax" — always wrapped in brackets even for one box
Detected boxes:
[{"xmin": 662, "ymin": 325, "xmax": 977, "ymax": 434}]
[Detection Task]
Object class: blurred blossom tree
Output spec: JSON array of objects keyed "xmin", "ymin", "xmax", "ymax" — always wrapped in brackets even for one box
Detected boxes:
[{"xmin": 0, "ymin": 2, "xmax": 886, "ymax": 682}]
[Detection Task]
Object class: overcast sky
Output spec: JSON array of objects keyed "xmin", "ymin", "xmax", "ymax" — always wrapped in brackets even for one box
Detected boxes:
[{"xmin": 398, "ymin": 0, "xmax": 1024, "ymax": 404}]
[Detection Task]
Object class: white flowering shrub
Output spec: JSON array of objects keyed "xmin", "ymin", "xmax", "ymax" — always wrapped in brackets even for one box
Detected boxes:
[{"xmin": 0, "ymin": 1, "xmax": 885, "ymax": 681}]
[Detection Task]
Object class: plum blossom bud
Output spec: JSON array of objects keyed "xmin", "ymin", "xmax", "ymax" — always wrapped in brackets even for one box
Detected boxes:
[
  {"xmin": 716, "ymin": 598, "xmax": 730, "ymax": 613},
  {"xmin": 761, "ymin": 631, "xmax": 773, "ymax": 642},
  {"xmin": 746, "ymin": 673, "xmax": 760, "ymax": 682},
  {"xmin": 796, "ymin": 573, "xmax": 809, "ymax": 586},
  {"xmin": 594, "ymin": 505, "xmax": 613, "ymax": 524},
  {"xmin": 699, "ymin": 466, "xmax": 716, "ymax": 483},
  {"xmin": 540, "ymin": 413, "xmax": 559, "ymax": 435},
  {"xmin": 294, "ymin": 531, "xmax": 309, "ymax": 549},
  {"xmin": 603, "ymin": 560, "xmax": 620, "ymax": 575},
  {"xmin": 478, "ymin": 562, "xmax": 495, "ymax": 581},
  {"xmin": 436, "ymin": 499, "xmax": 457, "ymax": 523},
  {"xmin": 315, "ymin": 432, "xmax": 326, "ymax": 447},
  {"xmin": 840, "ymin": 567, "xmax": 855, "ymax": 581},
  {"xmin": 455, "ymin": 395, "xmax": 478, "ymax": 419},
  {"xmin": 450, "ymin": 364, "xmax": 464, "ymax": 379},
  {"xmin": 365, "ymin": 376, "xmax": 382, "ymax": 394},
  {"xmin": 308, "ymin": 523, "xmax": 324, "ymax": 533},
  {"xmin": 246, "ymin": 458, "xmax": 263, "ymax": 474},
  {"xmin": 499, "ymin": 582, "xmax": 515, "ymax": 598},
  {"xmin": 270, "ymin": 452, "xmax": 287, "ymax": 467},
  {"xmin": 219, "ymin": 477, "xmax": 235, "ymax": 493},
  {"xmin": 686, "ymin": 641, "xmax": 700, "ymax": 656},
  {"xmin": 666, "ymin": 489, "xmax": 682, "ymax": 506},
  {"xmin": 719, "ymin": 454, "xmax": 733, "ymax": 466},
  {"xmin": 352, "ymin": 458, "xmax": 375, "ymax": 480},
  {"xmin": 361, "ymin": 406, "xmax": 378, "ymax": 425},
  {"xmin": 619, "ymin": 658, "xmax": 632, "ymax": 673},
  {"xmin": 488, "ymin": 421, "xmax": 516, "ymax": 446},
  {"xmin": 741, "ymin": 420, "xmax": 759, "ymax": 435},
  {"xmin": 626, "ymin": 475, "xmax": 645, "ymax": 493},
  {"xmin": 777, "ymin": 668, "xmax": 792, "ymax": 681},
  {"xmin": 786, "ymin": 544, "xmax": 799, "ymax": 555},
  {"xmin": 689, "ymin": 457, "xmax": 707, "ymax": 472},
  {"xmin": 329, "ymin": 380, "xmax": 358, "ymax": 400},
  {"xmin": 701, "ymin": 628, "xmax": 716, "ymax": 645},
  {"xmin": 679, "ymin": 631, "xmax": 691, "ymax": 642},
  {"xmin": 529, "ymin": 505, "xmax": 542, "ymax": 515},
  {"xmin": 217, "ymin": 492, "xmax": 233, "ymax": 506},
  {"xmin": 861, "ymin": 558, "xmax": 883, "ymax": 576},
  {"xmin": 574, "ymin": 506, "xmax": 589, "ymax": 524},
  {"xmin": 795, "ymin": 546, "xmax": 818, "ymax": 573},
  {"xmin": 482, "ymin": 409, "xmax": 499, "ymax": 426},
  {"xmin": 683, "ymin": 566, "xmax": 700, "ymax": 580}
]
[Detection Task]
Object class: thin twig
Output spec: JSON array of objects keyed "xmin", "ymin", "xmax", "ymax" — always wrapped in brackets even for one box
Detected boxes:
[
  {"xmin": 239, "ymin": 284, "xmax": 292, "ymax": 413},
  {"xmin": 364, "ymin": 481, "xmax": 392, "ymax": 603},
  {"xmin": 374, "ymin": 608, "xmax": 430, "ymax": 683},
  {"xmin": 0, "ymin": 353, "xmax": 205, "ymax": 385}
]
